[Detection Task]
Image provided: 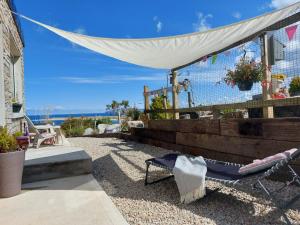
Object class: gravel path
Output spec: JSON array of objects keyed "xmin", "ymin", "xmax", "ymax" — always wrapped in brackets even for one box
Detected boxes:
[{"xmin": 69, "ymin": 137, "xmax": 300, "ymax": 225}]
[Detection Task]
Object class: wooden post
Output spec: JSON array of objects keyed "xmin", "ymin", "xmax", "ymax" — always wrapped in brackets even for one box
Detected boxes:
[
  {"xmin": 144, "ymin": 86, "xmax": 150, "ymax": 119},
  {"xmin": 163, "ymin": 88, "xmax": 168, "ymax": 119},
  {"xmin": 260, "ymin": 34, "xmax": 274, "ymax": 118},
  {"xmin": 188, "ymin": 92, "xmax": 192, "ymax": 108},
  {"xmin": 171, "ymin": 71, "xmax": 179, "ymax": 119}
]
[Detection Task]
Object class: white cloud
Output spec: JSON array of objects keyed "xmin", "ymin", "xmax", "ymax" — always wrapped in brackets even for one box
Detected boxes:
[
  {"xmin": 193, "ymin": 13, "xmax": 213, "ymax": 32},
  {"xmin": 53, "ymin": 105, "xmax": 65, "ymax": 110},
  {"xmin": 232, "ymin": 12, "xmax": 242, "ymax": 19},
  {"xmin": 153, "ymin": 16, "xmax": 163, "ymax": 33},
  {"xmin": 60, "ymin": 74, "xmax": 165, "ymax": 84},
  {"xmin": 61, "ymin": 77, "xmax": 108, "ymax": 84},
  {"xmin": 269, "ymin": 0, "xmax": 299, "ymax": 9},
  {"xmin": 156, "ymin": 21, "xmax": 163, "ymax": 33},
  {"xmin": 73, "ymin": 27, "xmax": 86, "ymax": 35}
]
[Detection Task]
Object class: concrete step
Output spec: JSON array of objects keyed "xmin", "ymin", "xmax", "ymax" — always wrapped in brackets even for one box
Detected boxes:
[
  {"xmin": 23, "ymin": 147, "xmax": 92, "ymax": 184},
  {"xmin": 1, "ymin": 175, "xmax": 129, "ymax": 225}
]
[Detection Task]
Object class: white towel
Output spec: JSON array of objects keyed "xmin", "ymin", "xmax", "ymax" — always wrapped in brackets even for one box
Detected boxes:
[{"xmin": 173, "ymin": 155, "xmax": 207, "ymax": 204}]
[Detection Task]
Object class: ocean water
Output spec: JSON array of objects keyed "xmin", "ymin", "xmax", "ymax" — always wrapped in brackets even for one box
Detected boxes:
[{"xmin": 28, "ymin": 112, "xmax": 117, "ymax": 126}]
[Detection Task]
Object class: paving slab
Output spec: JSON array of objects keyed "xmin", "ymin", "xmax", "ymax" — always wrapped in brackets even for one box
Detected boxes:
[
  {"xmin": 23, "ymin": 147, "xmax": 92, "ymax": 183},
  {"xmin": 0, "ymin": 175, "xmax": 129, "ymax": 225}
]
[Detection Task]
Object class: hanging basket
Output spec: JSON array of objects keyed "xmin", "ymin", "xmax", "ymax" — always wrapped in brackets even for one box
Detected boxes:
[{"xmin": 237, "ymin": 81, "xmax": 253, "ymax": 91}]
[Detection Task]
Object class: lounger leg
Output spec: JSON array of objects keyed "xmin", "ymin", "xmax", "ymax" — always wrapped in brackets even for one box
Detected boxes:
[
  {"xmin": 257, "ymin": 180, "xmax": 292, "ymax": 225},
  {"xmin": 145, "ymin": 163, "xmax": 150, "ymax": 186},
  {"xmin": 36, "ymin": 138, "xmax": 44, "ymax": 149},
  {"xmin": 144, "ymin": 163, "xmax": 174, "ymax": 186}
]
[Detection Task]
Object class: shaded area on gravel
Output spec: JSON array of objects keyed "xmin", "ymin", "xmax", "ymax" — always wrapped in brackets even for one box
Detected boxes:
[{"xmin": 69, "ymin": 137, "xmax": 300, "ymax": 225}]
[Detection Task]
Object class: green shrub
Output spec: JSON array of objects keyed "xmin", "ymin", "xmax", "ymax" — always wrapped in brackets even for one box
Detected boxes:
[
  {"xmin": 126, "ymin": 107, "xmax": 141, "ymax": 120},
  {"xmin": 61, "ymin": 117, "xmax": 112, "ymax": 137},
  {"xmin": 64, "ymin": 127, "xmax": 85, "ymax": 137},
  {"xmin": 13, "ymin": 131, "xmax": 23, "ymax": 138},
  {"xmin": 0, "ymin": 127, "xmax": 18, "ymax": 153},
  {"xmin": 95, "ymin": 118, "xmax": 112, "ymax": 125},
  {"xmin": 289, "ymin": 77, "xmax": 300, "ymax": 96},
  {"xmin": 150, "ymin": 95, "xmax": 171, "ymax": 120}
]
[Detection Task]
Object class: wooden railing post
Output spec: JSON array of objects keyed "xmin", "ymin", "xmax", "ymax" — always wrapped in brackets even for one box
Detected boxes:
[
  {"xmin": 260, "ymin": 33, "xmax": 274, "ymax": 118},
  {"xmin": 144, "ymin": 85, "xmax": 150, "ymax": 119},
  {"xmin": 171, "ymin": 71, "xmax": 179, "ymax": 119},
  {"xmin": 188, "ymin": 92, "xmax": 192, "ymax": 108},
  {"xmin": 163, "ymin": 88, "xmax": 168, "ymax": 119}
]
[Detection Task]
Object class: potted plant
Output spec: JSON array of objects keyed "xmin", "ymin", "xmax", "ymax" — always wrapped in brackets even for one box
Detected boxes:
[
  {"xmin": 0, "ymin": 127, "xmax": 25, "ymax": 198},
  {"xmin": 12, "ymin": 98, "xmax": 23, "ymax": 113},
  {"xmin": 224, "ymin": 57, "xmax": 263, "ymax": 91},
  {"xmin": 289, "ymin": 76, "xmax": 300, "ymax": 97}
]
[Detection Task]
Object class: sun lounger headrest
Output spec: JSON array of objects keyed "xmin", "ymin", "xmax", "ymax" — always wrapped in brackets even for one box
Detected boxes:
[
  {"xmin": 286, "ymin": 148, "xmax": 300, "ymax": 159},
  {"xmin": 239, "ymin": 148, "xmax": 299, "ymax": 175}
]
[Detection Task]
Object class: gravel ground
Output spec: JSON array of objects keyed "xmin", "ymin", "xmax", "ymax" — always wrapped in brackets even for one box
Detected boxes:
[{"xmin": 69, "ymin": 137, "xmax": 300, "ymax": 225}]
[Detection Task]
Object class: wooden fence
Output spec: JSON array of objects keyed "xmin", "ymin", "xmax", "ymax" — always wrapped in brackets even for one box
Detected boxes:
[{"xmin": 129, "ymin": 118, "xmax": 300, "ymax": 174}]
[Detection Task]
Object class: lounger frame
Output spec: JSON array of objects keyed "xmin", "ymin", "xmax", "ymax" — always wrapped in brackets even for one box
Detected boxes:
[{"xmin": 145, "ymin": 153, "xmax": 300, "ymax": 225}]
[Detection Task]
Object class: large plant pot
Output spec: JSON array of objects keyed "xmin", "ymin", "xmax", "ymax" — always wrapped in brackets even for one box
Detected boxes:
[
  {"xmin": 0, "ymin": 150, "xmax": 25, "ymax": 198},
  {"xmin": 237, "ymin": 81, "xmax": 253, "ymax": 91}
]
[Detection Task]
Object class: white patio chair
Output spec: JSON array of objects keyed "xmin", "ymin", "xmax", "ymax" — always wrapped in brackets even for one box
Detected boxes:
[{"xmin": 24, "ymin": 115, "xmax": 57, "ymax": 148}]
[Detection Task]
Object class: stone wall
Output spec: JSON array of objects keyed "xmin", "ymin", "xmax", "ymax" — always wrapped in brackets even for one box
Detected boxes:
[{"xmin": 0, "ymin": 0, "xmax": 25, "ymax": 133}]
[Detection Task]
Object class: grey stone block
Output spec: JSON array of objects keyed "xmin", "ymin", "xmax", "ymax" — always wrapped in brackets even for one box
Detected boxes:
[{"xmin": 22, "ymin": 148, "xmax": 92, "ymax": 184}]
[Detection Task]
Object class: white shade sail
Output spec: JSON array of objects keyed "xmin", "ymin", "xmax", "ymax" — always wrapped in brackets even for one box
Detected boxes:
[{"xmin": 19, "ymin": 2, "xmax": 300, "ymax": 70}]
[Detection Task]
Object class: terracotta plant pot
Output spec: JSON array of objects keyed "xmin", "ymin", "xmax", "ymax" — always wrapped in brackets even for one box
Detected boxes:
[
  {"xmin": 0, "ymin": 150, "xmax": 25, "ymax": 198},
  {"xmin": 237, "ymin": 81, "xmax": 253, "ymax": 91}
]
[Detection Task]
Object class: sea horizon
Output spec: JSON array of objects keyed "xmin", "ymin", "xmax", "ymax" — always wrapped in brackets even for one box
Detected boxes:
[{"xmin": 28, "ymin": 112, "xmax": 118, "ymax": 126}]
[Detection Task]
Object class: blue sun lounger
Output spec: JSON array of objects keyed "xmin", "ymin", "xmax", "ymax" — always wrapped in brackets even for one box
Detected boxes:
[{"xmin": 145, "ymin": 149, "xmax": 300, "ymax": 225}]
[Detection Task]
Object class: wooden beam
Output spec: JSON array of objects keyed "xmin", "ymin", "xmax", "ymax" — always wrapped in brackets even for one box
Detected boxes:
[
  {"xmin": 143, "ymin": 85, "xmax": 150, "ymax": 118},
  {"xmin": 260, "ymin": 34, "xmax": 274, "ymax": 118},
  {"xmin": 171, "ymin": 71, "xmax": 179, "ymax": 119},
  {"xmin": 145, "ymin": 96, "xmax": 300, "ymax": 114},
  {"xmin": 187, "ymin": 92, "xmax": 192, "ymax": 108}
]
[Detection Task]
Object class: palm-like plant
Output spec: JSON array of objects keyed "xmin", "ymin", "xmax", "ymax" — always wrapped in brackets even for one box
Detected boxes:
[{"xmin": 106, "ymin": 100, "xmax": 130, "ymax": 116}]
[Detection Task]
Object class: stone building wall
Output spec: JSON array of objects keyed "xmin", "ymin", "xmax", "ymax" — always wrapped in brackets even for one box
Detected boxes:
[{"xmin": 0, "ymin": 0, "xmax": 25, "ymax": 133}]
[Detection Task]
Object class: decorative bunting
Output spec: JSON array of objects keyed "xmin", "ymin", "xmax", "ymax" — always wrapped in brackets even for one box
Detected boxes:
[
  {"xmin": 285, "ymin": 25, "xmax": 298, "ymax": 41},
  {"xmin": 212, "ymin": 54, "xmax": 218, "ymax": 64}
]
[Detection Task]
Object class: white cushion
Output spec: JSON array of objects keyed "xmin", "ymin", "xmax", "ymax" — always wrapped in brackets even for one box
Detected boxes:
[
  {"xmin": 97, "ymin": 124, "xmax": 108, "ymax": 134},
  {"xmin": 239, "ymin": 152, "xmax": 287, "ymax": 175}
]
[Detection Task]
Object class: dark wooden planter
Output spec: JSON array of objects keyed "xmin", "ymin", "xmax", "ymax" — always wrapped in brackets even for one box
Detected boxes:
[
  {"xmin": 12, "ymin": 103, "xmax": 23, "ymax": 113},
  {"xmin": 0, "ymin": 150, "xmax": 25, "ymax": 198},
  {"xmin": 237, "ymin": 81, "xmax": 253, "ymax": 91},
  {"xmin": 290, "ymin": 90, "xmax": 300, "ymax": 97}
]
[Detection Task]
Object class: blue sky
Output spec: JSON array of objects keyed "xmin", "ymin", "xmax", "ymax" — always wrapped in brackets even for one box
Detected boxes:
[{"xmin": 14, "ymin": 0, "xmax": 299, "ymax": 114}]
